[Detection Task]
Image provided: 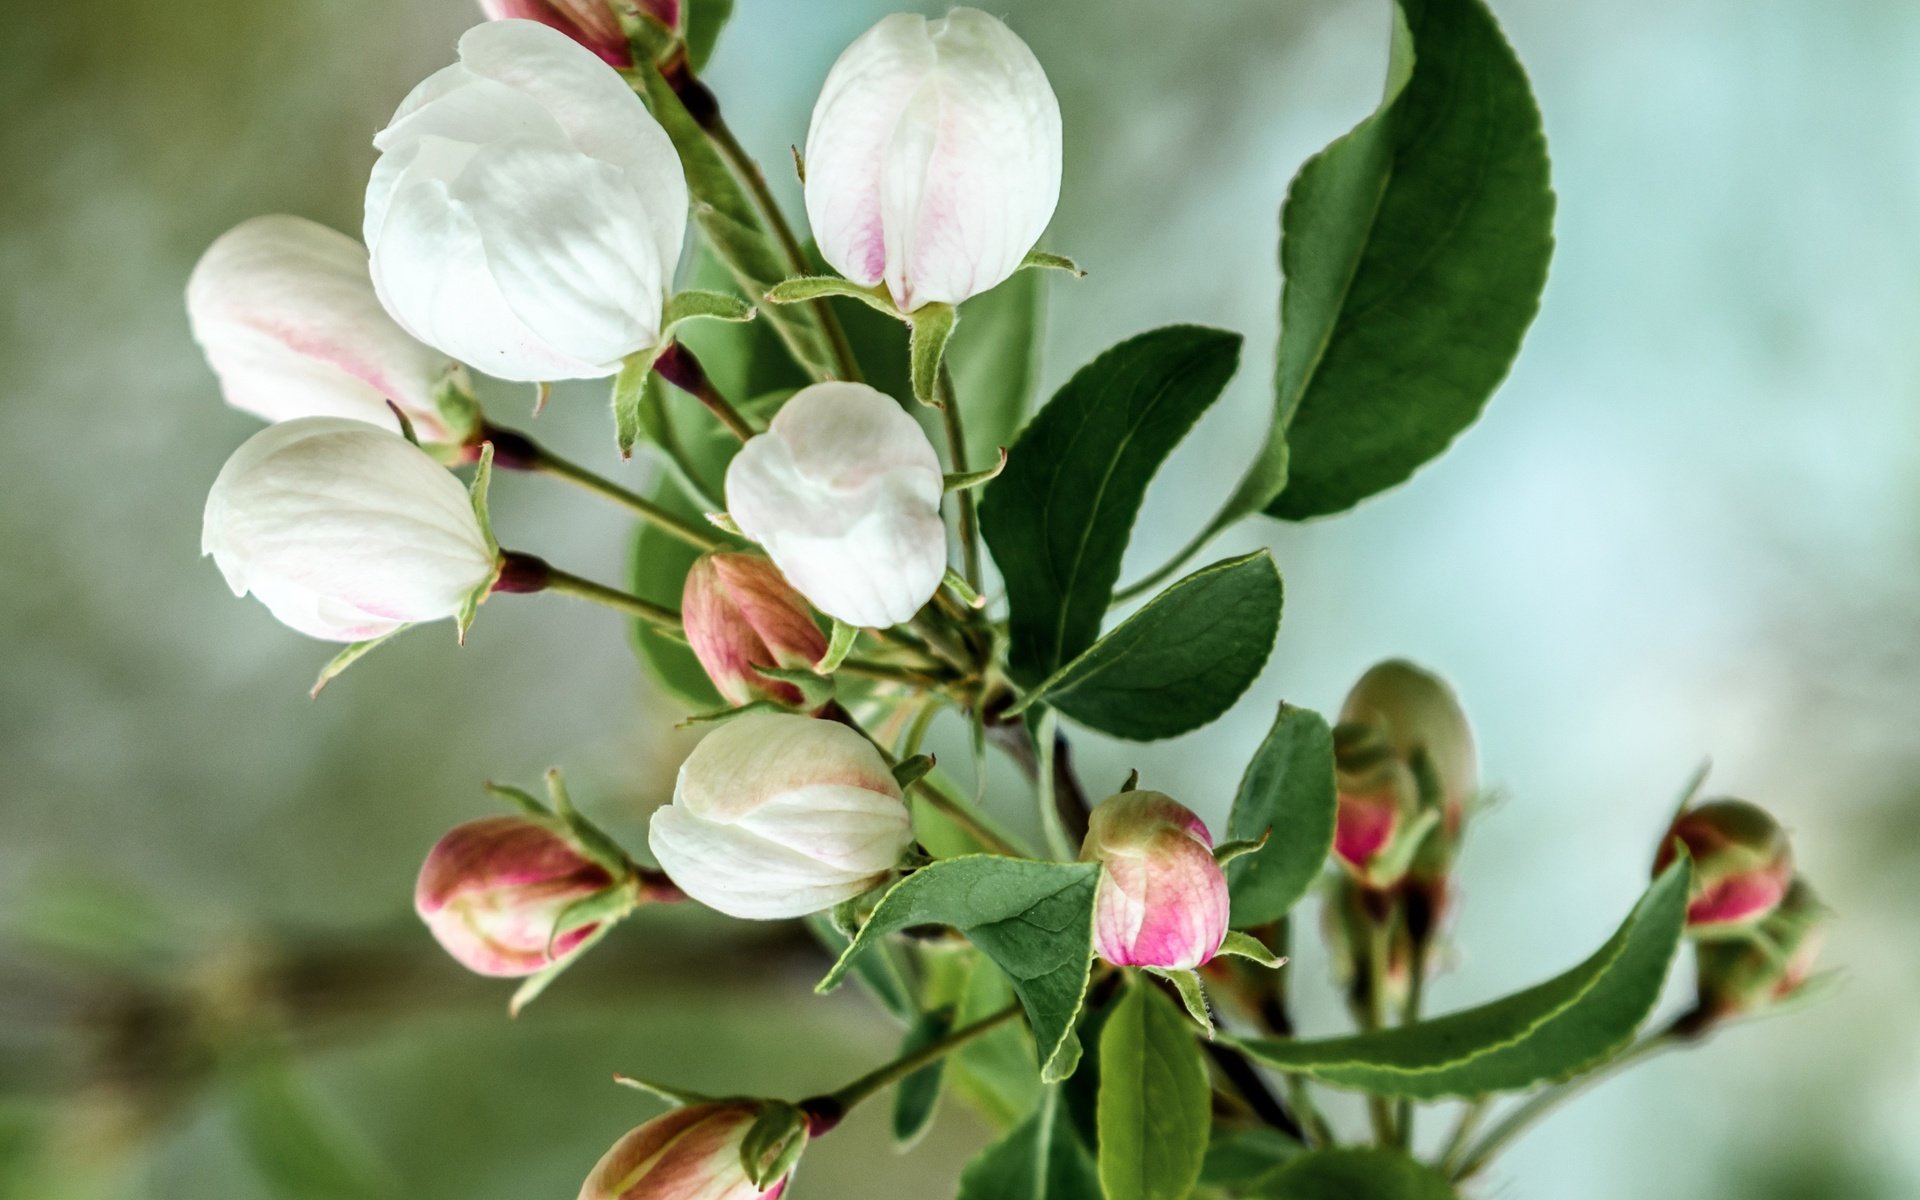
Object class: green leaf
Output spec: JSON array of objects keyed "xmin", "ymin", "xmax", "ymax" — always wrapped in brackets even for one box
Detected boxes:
[
  {"xmin": 1014, "ymin": 552, "xmax": 1282, "ymax": 741},
  {"xmin": 980, "ymin": 326, "xmax": 1243, "ymax": 684},
  {"xmin": 1199, "ymin": 1127, "xmax": 1302, "ymax": 1190},
  {"xmin": 1225, "ymin": 704, "xmax": 1338, "ymax": 924},
  {"xmin": 633, "ymin": 65, "xmax": 835, "ymax": 379},
  {"xmin": 1096, "ymin": 979, "xmax": 1211, "ymax": 1200},
  {"xmin": 944, "ymin": 951, "xmax": 1044, "ymax": 1128},
  {"xmin": 818, "ymin": 857, "xmax": 1101, "ymax": 1082},
  {"xmin": 908, "ymin": 302, "xmax": 957, "ymax": 405},
  {"xmin": 1248, "ymin": 1149, "xmax": 1460, "ymax": 1199},
  {"xmin": 956, "ymin": 1087, "xmax": 1101, "ymax": 1200},
  {"xmin": 228, "ymin": 1056, "xmax": 396, "ymax": 1200},
  {"xmin": 1246, "ymin": 0, "xmax": 1554, "ymax": 523},
  {"xmin": 891, "ymin": 1005, "xmax": 957, "ymax": 1148},
  {"xmin": 1235, "ymin": 862, "xmax": 1690, "ymax": 1098},
  {"xmin": 682, "ymin": 0, "xmax": 734, "ymax": 71},
  {"xmin": 802, "ymin": 913, "xmax": 914, "ymax": 1023}
]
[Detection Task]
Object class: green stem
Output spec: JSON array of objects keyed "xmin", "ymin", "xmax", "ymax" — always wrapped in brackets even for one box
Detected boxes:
[
  {"xmin": 806, "ymin": 1002, "xmax": 1021, "ymax": 1128},
  {"xmin": 1394, "ymin": 939, "xmax": 1427, "ymax": 1150},
  {"xmin": 912, "ymin": 776, "xmax": 1028, "ymax": 858},
  {"xmin": 500, "ymin": 554, "xmax": 682, "ymax": 632},
  {"xmin": 1450, "ymin": 1024, "xmax": 1690, "ymax": 1181},
  {"xmin": 700, "ymin": 110, "xmax": 863, "ymax": 384},
  {"xmin": 522, "ymin": 441, "xmax": 720, "ymax": 552},
  {"xmin": 1436, "ymin": 1098, "xmax": 1492, "ymax": 1177},
  {"xmin": 936, "ymin": 365, "xmax": 982, "ymax": 590},
  {"xmin": 834, "ymin": 658, "xmax": 948, "ymax": 690},
  {"xmin": 1360, "ymin": 918, "xmax": 1398, "ymax": 1146},
  {"xmin": 1110, "ymin": 523, "xmax": 1213, "ymax": 606}
]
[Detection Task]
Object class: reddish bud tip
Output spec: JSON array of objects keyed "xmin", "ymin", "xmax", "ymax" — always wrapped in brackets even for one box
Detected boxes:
[
  {"xmin": 1655, "ymin": 799, "xmax": 1794, "ymax": 931},
  {"xmin": 415, "ymin": 816, "xmax": 621, "ymax": 977}
]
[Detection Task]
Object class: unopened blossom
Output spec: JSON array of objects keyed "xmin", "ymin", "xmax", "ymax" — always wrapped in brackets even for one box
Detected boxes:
[
  {"xmin": 724, "ymin": 383, "xmax": 945, "ymax": 628},
  {"xmin": 415, "ymin": 816, "xmax": 621, "ymax": 977},
  {"xmin": 579, "ymin": 1103, "xmax": 794, "ymax": 1200},
  {"xmin": 804, "ymin": 8, "xmax": 1062, "ymax": 312},
  {"xmin": 1654, "ymin": 798, "xmax": 1794, "ymax": 930},
  {"xmin": 476, "ymin": 0, "xmax": 649, "ymax": 67},
  {"xmin": 201, "ymin": 417, "xmax": 496, "ymax": 641},
  {"xmin": 1329, "ymin": 723, "xmax": 1422, "ymax": 888},
  {"xmin": 186, "ymin": 214, "xmax": 451, "ymax": 439},
  {"xmin": 1083, "ymin": 790, "xmax": 1229, "ymax": 970},
  {"xmin": 1339, "ymin": 659, "xmax": 1478, "ymax": 831},
  {"xmin": 1695, "ymin": 877, "xmax": 1827, "ymax": 1019},
  {"xmin": 365, "ymin": 20, "xmax": 688, "ymax": 382},
  {"xmin": 648, "ymin": 713, "xmax": 913, "ymax": 919},
  {"xmin": 682, "ymin": 554, "xmax": 828, "ymax": 706}
]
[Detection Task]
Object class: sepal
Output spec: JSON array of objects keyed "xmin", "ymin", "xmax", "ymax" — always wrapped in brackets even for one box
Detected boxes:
[
  {"xmin": 816, "ymin": 618, "xmax": 858, "ymax": 672},
  {"xmin": 508, "ymin": 922, "xmax": 611, "ymax": 1017},
  {"xmin": 310, "ymin": 627, "xmax": 409, "ymax": 697},
  {"xmin": 610, "ymin": 1074, "xmax": 717, "ymax": 1107},
  {"xmin": 1213, "ymin": 831, "xmax": 1269, "ymax": 866},
  {"xmin": 740, "ymin": 1102, "xmax": 809, "ymax": 1189},
  {"xmin": 1019, "ymin": 250, "xmax": 1085, "ymax": 277},
  {"xmin": 1147, "ymin": 967, "xmax": 1215, "ymax": 1038},
  {"xmin": 764, "ymin": 274, "xmax": 899, "ymax": 316},
  {"xmin": 944, "ymin": 447, "xmax": 1008, "ymax": 493},
  {"xmin": 1215, "ymin": 929, "xmax": 1287, "ymax": 969},
  {"xmin": 909, "ymin": 302, "xmax": 957, "ymax": 406}
]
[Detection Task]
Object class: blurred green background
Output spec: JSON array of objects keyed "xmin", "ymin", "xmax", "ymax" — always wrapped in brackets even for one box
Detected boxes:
[{"xmin": 5, "ymin": 0, "xmax": 1917, "ymax": 1196}]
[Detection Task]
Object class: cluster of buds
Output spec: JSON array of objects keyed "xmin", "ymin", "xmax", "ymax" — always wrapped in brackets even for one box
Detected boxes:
[{"xmin": 1693, "ymin": 877, "xmax": 1828, "ymax": 1020}]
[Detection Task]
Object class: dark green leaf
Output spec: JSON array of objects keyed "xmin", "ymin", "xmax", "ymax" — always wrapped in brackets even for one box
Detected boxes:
[
  {"xmin": 1200, "ymin": 1127, "xmax": 1303, "ymax": 1189},
  {"xmin": 682, "ymin": 0, "xmax": 734, "ymax": 72},
  {"xmin": 981, "ymin": 326, "xmax": 1243, "ymax": 684},
  {"xmin": 1017, "ymin": 552, "xmax": 1282, "ymax": 741},
  {"xmin": 1236, "ymin": 862, "xmax": 1689, "ymax": 1098},
  {"xmin": 956, "ymin": 1087, "xmax": 1101, "ymax": 1200},
  {"xmin": 891, "ymin": 1005, "xmax": 956, "ymax": 1147},
  {"xmin": 1249, "ymin": 1149, "xmax": 1459, "ymax": 1199},
  {"xmin": 1226, "ymin": 704, "xmax": 1338, "ymax": 924},
  {"xmin": 1252, "ymin": 0, "xmax": 1554, "ymax": 522},
  {"xmin": 1096, "ymin": 979, "xmax": 1211, "ymax": 1200},
  {"xmin": 818, "ymin": 857, "xmax": 1100, "ymax": 1082}
]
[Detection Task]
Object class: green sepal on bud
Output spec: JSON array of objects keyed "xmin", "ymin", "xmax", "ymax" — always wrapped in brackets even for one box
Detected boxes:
[
  {"xmin": 943, "ymin": 447, "xmax": 1008, "ymax": 494},
  {"xmin": 739, "ymin": 1101, "xmax": 810, "ymax": 1189},
  {"xmin": 1147, "ymin": 967, "xmax": 1215, "ymax": 1038},
  {"xmin": 431, "ymin": 364, "xmax": 483, "ymax": 446},
  {"xmin": 611, "ymin": 291, "xmax": 757, "ymax": 455},
  {"xmin": 891, "ymin": 754, "xmax": 936, "ymax": 791},
  {"xmin": 1695, "ymin": 876, "xmax": 1831, "ymax": 1021},
  {"xmin": 907, "ymin": 302, "xmax": 956, "ymax": 406},
  {"xmin": 1215, "ymin": 929, "xmax": 1287, "ymax": 969},
  {"xmin": 310, "ymin": 627, "xmax": 410, "ymax": 697},
  {"xmin": 816, "ymin": 618, "xmax": 858, "ymax": 673},
  {"xmin": 457, "ymin": 441, "xmax": 502, "ymax": 643},
  {"xmin": 1018, "ymin": 249, "xmax": 1086, "ymax": 277},
  {"xmin": 610, "ymin": 1074, "xmax": 717, "ymax": 1108},
  {"xmin": 1213, "ymin": 831, "xmax": 1269, "ymax": 866}
]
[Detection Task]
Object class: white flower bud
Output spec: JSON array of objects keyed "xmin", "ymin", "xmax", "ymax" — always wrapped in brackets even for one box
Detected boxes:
[
  {"xmin": 648, "ymin": 713, "xmax": 914, "ymax": 919},
  {"xmin": 186, "ymin": 215, "xmax": 451, "ymax": 439},
  {"xmin": 364, "ymin": 20, "xmax": 688, "ymax": 382},
  {"xmin": 201, "ymin": 418, "xmax": 497, "ymax": 642},
  {"xmin": 804, "ymin": 8, "xmax": 1062, "ymax": 312},
  {"xmin": 724, "ymin": 383, "xmax": 945, "ymax": 629}
]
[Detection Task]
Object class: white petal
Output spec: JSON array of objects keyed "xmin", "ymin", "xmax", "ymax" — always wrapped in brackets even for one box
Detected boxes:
[
  {"xmin": 673, "ymin": 713, "xmax": 899, "ymax": 824},
  {"xmin": 648, "ymin": 806, "xmax": 880, "ymax": 920},
  {"xmin": 187, "ymin": 215, "xmax": 448, "ymax": 436},
  {"xmin": 736, "ymin": 784, "xmax": 914, "ymax": 875}
]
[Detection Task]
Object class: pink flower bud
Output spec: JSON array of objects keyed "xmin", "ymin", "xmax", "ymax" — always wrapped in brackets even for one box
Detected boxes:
[
  {"xmin": 578, "ymin": 1103, "xmax": 793, "ymax": 1200},
  {"xmin": 1653, "ymin": 799, "xmax": 1793, "ymax": 930},
  {"xmin": 1339, "ymin": 661, "xmax": 1477, "ymax": 890},
  {"xmin": 1082, "ymin": 791, "xmax": 1230, "ymax": 970},
  {"xmin": 1695, "ymin": 877, "xmax": 1826, "ymax": 1019},
  {"xmin": 682, "ymin": 555, "xmax": 828, "ymax": 707},
  {"xmin": 476, "ymin": 0, "xmax": 646, "ymax": 68},
  {"xmin": 1329, "ymin": 724, "xmax": 1421, "ymax": 888},
  {"xmin": 415, "ymin": 817, "xmax": 622, "ymax": 977}
]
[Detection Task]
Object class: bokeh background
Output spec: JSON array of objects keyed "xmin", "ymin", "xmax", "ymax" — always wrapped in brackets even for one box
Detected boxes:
[{"xmin": 6, "ymin": 0, "xmax": 1919, "ymax": 1196}]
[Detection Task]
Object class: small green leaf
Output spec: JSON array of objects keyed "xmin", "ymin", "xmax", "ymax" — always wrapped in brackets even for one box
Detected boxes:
[
  {"xmin": 1019, "ymin": 250, "xmax": 1085, "ymax": 277},
  {"xmin": 1013, "ymin": 552, "xmax": 1282, "ymax": 741},
  {"xmin": 1250, "ymin": 0, "xmax": 1555, "ymax": 523},
  {"xmin": 817, "ymin": 618, "xmax": 858, "ymax": 672},
  {"xmin": 309, "ymin": 628, "xmax": 408, "ymax": 698},
  {"xmin": 1148, "ymin": 968, "xmax": 1216, "ymax": 1038},
  {"xmin": 956, "ymin": 1087, "xmax": 1101, "ymax": 1200},
  {"xmin": 818, "ymin": 857, "xmax": 1101, "ymax": 1082},
  {"xmin": 1225, "ymin": 704, "xmax": 1338, "ymax": 924},
  {"xmin": 682, "ymin": 0, "xmax": 734, "ymax": 71},
  {"xmin": 908, "ymin": 302, "xmax": 957, "ymax": 405},
  {"xmin": 1217, "ymin": 929, "xmax": 1286, "ymax": 969},
  {"xmin": 1248, "ymin": 1149, "xmax": 1460, "ymax": 1199},
  {"xmin": 1096, "ymin": 978, "xmax": 1211, "ymax": 1200},
  {"xmin": 891, "ymin": 1005, "xmax": 957, "ymax": 1148},
  {"xmin": 1235, "ymin": 862, "xmax": 1690, "ymax": 1098},
  {"xmin": 981, "ymin": 326, "xmax": 1243, "ymax": 685}
]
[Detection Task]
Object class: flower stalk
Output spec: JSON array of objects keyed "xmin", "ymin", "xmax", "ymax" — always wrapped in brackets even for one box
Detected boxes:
[{"xmin": 799, "ymin": 1001, "xmax": 1022, "ymax": 1134}]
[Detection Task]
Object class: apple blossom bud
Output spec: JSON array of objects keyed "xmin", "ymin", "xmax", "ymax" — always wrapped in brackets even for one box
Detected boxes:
[
  {"xmin": 1082, "ymin": 790, "xmax": 1230, "ymax": 970},
  {"xmin": 477, "ymin": 0, "xmax": 646, "ymax": 68},
  {"xmin": 365, "ymin": 20, "xmax": 688, "ymax": 382},
  {"xmin": 682, "ymin": 554, "xmax": 828, "ymax": 707},
  {"xmin": 804, "ymin": 8, "xmax": 1062, "ymax": 312},
  {"xmin": 648, "ymin": 713, "xmax": 914, "ymax": 919},
  {"xmin": 1654, "ymin": 798, "xmax": 1794, "ymax": 931},
  {"xmin": 724, "ymin": 383, "xmax": 945, "ymax": 628},
  {"xmin": 1339, "ymin": 660, "xmax": 1477, "ymax": 833},
  {"xmin": 415, "ymin": 816, "xmax": 623, "ymax": 977},
  {"xmin": 579, "ymin": 1103, "xmax": 795, "ymax": 1200},
  {"xmin": 201, "ymin": 418, "xmax": 497, "ymax": 641},
  {"xmin": 1329, "ymin": 723, "xmax": 1422, "ymax": 888},
  {"xmin": 1694, "ymin": 876, "xmax": 1827, "ymax": 1019},
  {"xmin": 187, "ymin": 215, "xmax": 452, "ymax": 439}
]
